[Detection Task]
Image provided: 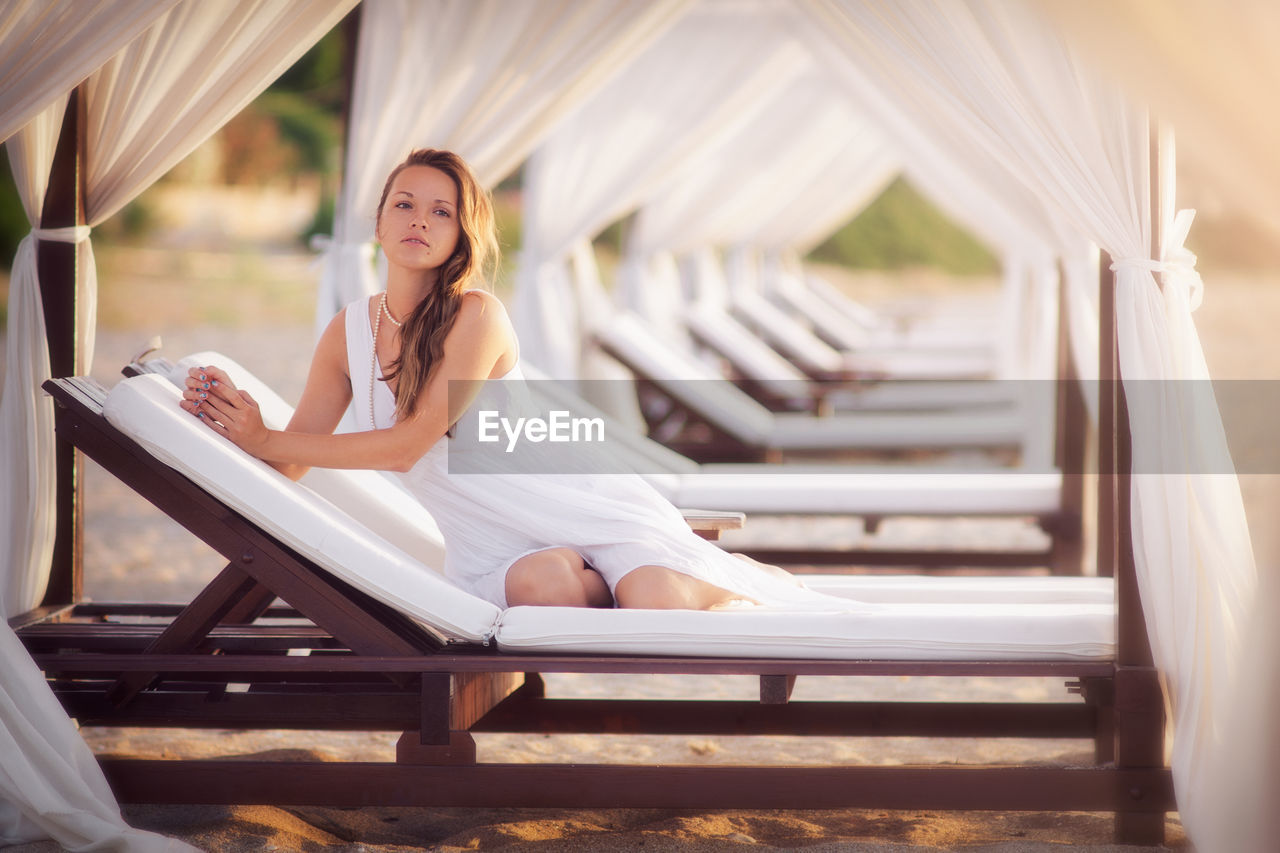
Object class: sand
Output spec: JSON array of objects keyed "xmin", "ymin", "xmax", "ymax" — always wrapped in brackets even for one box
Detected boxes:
[{"xmin": 16, "ymin": 251, "xmax": 1280, "ymax": 851}]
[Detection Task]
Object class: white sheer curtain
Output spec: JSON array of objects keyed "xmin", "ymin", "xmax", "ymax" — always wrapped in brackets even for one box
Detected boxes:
[
  {"xmin": 0, "ymin": 0, "xmax": 179, "ymax": 145},
  {"xmin": 1, "ymin": 1, "xmax": 353, "ymax": 847},
  {"xmin": 803, "ymin": 2, "xmax": 1259, "ymax": 848},
  {"xmin": 314, "ymin": 0, "xmax": 690, "ymax": 332},
  {"xmin": 625, "ymin": 74, "xmax": 894, "ymax": 258},
  {"xmin": 1, "ymin": 0, "xmax": 358, "ymax": 618},
  {"xmin": 1034, "ymin": 0, "xmax": 1280, "ymax": 232},
  {"xmin": 1, "ymin": 98, "xmax": 72, "ymax": 622},
  {"xmin": 0, "ymin": 101, "xmax": 195, "ymax": 853},
  {"xmin": 512, "ymin": 0, "xmax": 811, "ymax": 377}
]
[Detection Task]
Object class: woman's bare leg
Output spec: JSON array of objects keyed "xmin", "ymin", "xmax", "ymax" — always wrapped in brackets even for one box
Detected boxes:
[
  {"xmin": 613, "ymin": 565, "xmax": 756, "ymax": 610},
  {"xmin": 505, "ymin": 548, "xmax": 613, "ymax": 607}
]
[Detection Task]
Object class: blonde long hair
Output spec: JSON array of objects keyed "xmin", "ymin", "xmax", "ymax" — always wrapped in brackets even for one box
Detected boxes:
[{"xmin": 375, "ymin": 149, "xmax": 498, "ymax": 420}]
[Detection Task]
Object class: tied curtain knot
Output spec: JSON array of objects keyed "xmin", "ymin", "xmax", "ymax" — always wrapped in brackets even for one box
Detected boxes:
[
  {"xmin": 1109, "ymin": 209, "xmax": 1203, "ymax": 311},
  {"xmin": 309, "ymin": 234, "xmax": 375, "ymax": 271},
  {"xmin": 31, "ymin": 226, "xmax": 91, "ymax": 244}
]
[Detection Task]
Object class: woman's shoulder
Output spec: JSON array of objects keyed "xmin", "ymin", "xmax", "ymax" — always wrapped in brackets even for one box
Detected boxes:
[
  {"xmin": 457, "ymin": 289, "xmax": 512, "ymax": 329},
  {"xmin": 453, "ymin": 289, "xmax": 518, "ymax": 365},
  {"xmin": 460, "ymin": 288, "xmax": 506, "ymax": 312}
]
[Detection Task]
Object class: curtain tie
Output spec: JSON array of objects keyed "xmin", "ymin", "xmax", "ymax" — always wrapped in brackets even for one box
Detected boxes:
[
  {"xmin": 309, "ymin": 234, "xmax": 375, "ymax": 271},
  {"xmin": 1109, "ymin": 209, "xmax": 1202, "ymax": 311},
  {"xmin": 32, "ymin": 225, "xmax": 92, "ymax": 244}
]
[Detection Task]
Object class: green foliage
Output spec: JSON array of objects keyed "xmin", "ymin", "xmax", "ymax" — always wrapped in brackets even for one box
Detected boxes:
[
  {"xmin": 808, "ymin": 177, "xmax": 998, "ymax": 275},
  {"xmin": 271, "ymin": 28, "xmax": 346, "ymax": 110},
  {"xmin": 0, "ymin": 154, "xmax": 28, "ymax": 271},
  {"xmin": 254, "ymin": 92, "xmax": 340, "ymax": 176},
  {"xmin": 301, "ymin": 191, "xmax": 335, "ymax": 247},
  {"xmin": 265, "ymin": 28, "xmax": 346, "ymax": 176}
]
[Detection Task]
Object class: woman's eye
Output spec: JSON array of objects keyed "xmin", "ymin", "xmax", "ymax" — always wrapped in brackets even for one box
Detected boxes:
[
  {"xmin": 395, "ymin": 201, "xmax": 412, "ymax": 209},
  {"xmin": 434, "ymin": 208, "xmax": 452, "ymax": 218}
]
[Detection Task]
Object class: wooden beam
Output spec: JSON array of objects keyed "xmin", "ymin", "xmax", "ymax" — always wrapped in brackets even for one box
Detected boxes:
[
  {"xmin": 1111, "ymin": 116, "xmax": 1168, "ymax": 846},
  {"xmin": 1051, "ymin": 259, "xmax": 1086, "ymax": 576},
  {"xmin": 100, "ymin": 759, "xmax": 1175, "ymax": 812},
  {"xmin": 38, "ymin": 88, "xmax": 86, "ymax": 608}
]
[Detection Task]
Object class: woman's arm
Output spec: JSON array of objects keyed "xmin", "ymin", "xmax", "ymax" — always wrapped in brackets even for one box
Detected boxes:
[
  {"xmin": 184, "ymin": 291, "xmax": 515, "ymax": 474},
  {"xmin": 182, "ymin": 308, "xmax": 353, "ymax": 480}
]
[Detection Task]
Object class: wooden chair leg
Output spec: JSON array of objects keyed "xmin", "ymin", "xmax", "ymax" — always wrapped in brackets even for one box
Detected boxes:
[
  {"xmin": 1113, "ymin": 666, "xmax": 1166, "ymax": 844},
  {"xmin": 107, "ymin": 562, "xmax": 262, "ymax": 706},
  {"xmin": 396, "ymin": 730, "xmax": 477, "ymax": 765}
]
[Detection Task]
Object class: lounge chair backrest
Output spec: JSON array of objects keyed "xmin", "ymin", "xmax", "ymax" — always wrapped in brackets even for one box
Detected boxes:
[
  {"xmin": 520, "ymin": 361, "xmax": 700, "ymax": 477},
  {"xmin": 103, "ymin": 374, "xmax": 501, "ymax": 642},
  {"xmin": 599, "ymin": 313, "xmax": 776, "ymax": 444},
  {"xmin": 167, "ymin": 352, "xmax": 447, "ymax": 571},
  {"xmin": 685, "ymin": 302, "xmax": 812, "ymax": 395},
  {"xmin": 733, "ymin": 289, "xmax": 846, "ymax": 374}
]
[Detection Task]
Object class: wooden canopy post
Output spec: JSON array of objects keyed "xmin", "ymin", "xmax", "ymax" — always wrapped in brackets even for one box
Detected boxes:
[
  {"xmin": 37, "ymin": 88, "xmax": 87, "ymax": 609},
  {"xmin": 1103, "ymin": 118, "xmax": 1168, "ymax": 845},
  {"xmin": 1051, "ymin": 260, "xmax": 1086, "ymax": 576}
]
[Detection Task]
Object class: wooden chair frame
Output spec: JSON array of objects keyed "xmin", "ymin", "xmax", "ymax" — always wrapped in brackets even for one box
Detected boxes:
[{"xmin": 11, "ymin": 374, "xmax": 1169, "ymax": 843}]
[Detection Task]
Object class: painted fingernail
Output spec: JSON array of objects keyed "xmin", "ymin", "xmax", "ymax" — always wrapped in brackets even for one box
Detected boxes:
[
  {"xmin": 197, "ymin": 412, "xmax": 205, "ymax": 419},
  {"xmin": 199, "ymin": 392, "xmax": 207, "ymax": 399},
  {"xmin": 198, "ymin": 374, "xmax": 206, "ymax": 381},
  {"xmin": 203, "ymin": 383, "xmax": 210, "ymax": 389},
  {"xmin": 211, "ymin": 380, "xmax": 218, "ymax": 386}
]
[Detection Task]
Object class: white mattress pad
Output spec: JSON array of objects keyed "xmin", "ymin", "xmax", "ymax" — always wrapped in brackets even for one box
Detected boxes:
[
  {"xmin": 496, "ymin": 600, "xmax": 1113, "ymax": 661},
  {"xmin": 99, "ymin": 373, "xmax": 1114, "ymax": 662},
  {"xmin": 666, "ymin": 470, "xmax": 1062, "ymax": 515},
  {"xmin": 102, "ymin": 374, "xmax": 501, "ymax": 642}
]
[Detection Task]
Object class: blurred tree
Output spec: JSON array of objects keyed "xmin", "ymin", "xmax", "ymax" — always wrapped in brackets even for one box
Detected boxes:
[
  {"xmin": 808, "ymin": 177, "xmax": 998, "ymax": 275},
  {"xmin": 0, "ymin": 154, "xmax": 26, "ymax": 272},
  {"xmin": 215, "ymin": 27, "xmax": 345, "ymax": 188}
]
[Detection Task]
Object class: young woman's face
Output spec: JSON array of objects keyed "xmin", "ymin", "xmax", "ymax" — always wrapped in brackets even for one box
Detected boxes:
[{"xmin": 376, "ymin": 165, "xmax": 461, "ymax": 272}]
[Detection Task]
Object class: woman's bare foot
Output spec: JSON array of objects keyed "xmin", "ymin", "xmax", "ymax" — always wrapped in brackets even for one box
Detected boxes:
[{"xmin": 732, "ymin": 552, "xmax": 804, "ymax": 587}]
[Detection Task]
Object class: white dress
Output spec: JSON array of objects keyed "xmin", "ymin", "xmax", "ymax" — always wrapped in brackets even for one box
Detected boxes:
[{"xmin": 345, "ymin": 298, "xmax": 850, "ymax": 610}]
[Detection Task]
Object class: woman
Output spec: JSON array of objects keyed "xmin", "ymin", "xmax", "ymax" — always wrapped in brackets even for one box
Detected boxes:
[{"xmin": 181, "ymin": 149, "xmax": 823, "ymax": 612}]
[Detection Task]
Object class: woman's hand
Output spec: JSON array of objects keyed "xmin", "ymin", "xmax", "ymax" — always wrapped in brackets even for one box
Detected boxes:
[{"xmin": 180, "ymin": 365, "xmax": 269, "ymax": 455}]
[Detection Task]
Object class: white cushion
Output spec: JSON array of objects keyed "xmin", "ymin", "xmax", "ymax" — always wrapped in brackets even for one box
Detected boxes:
[
  {"xmin": 734, "ymin": 290, "xmax": 848, "ymax": 373},
  {"xmin": 768, "ymin": 408, "xmax": 1025, "ymax": 450},
  {"xmin": 602, "ymin": 313, "xmax": 776, "ymax": 443},
  {"xmin": 798, "ymin": 574, "xmax": 1113, "ymax": 605},
  {"xmin": 686, "ymin": 304, "xmax": 811, "ymax": 392},
  {"xmin": 102, "ymin": 374, "xmax": 500, "ymax": 642},
  {"xmin": 496, "ymin": 599, "xmax": 1114, "ymax": 661},
  {"xmin": 168, "ymin": 352, "xmax": 447, "ymax": 571},
  {"xmin": 667, "ymin": 470, "xmax": 1062, "ymax": 515}
]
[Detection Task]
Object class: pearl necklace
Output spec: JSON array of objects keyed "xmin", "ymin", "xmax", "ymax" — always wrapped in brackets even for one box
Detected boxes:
[
  {"xmin": 369, "ymin": 293, "xmax": 396, "ymax": 428},
  {"xmin": 379, "ymin": 290, "xmax": 403, "ymax": 327}
]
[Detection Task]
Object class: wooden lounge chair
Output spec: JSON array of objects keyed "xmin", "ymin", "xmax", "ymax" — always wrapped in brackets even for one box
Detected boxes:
[
  {"xmin": 594, "ymin": 313, "xmax": 1045, "ymax": 464},
  {"xmin": 731, "ymin": 287, "xmax": 998, "ymax": 380},
  {"xmin": 682, "ymin": 300, "xmax": 1022, "ymax": 414},
  {"xmin": 12, "ymin": 372, "xmax": 1170, "ymax": 843},
  {"xmin": 765, "ymin": 266, "xmax": 999, "ymax": 355},
  {"xmin": 520, "ymin": 360, "xmax": 1082, "ymax": 574}
]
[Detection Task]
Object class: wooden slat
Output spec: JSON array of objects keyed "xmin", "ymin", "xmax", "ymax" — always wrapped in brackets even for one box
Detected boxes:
[
  {"xmin": 57, "ymin": 685, "xmax": 420, "ymax": 729},
  {"xmin": 108, "ymin": 563, "xmax": 265, "ymax": 705},
  {"xmin": 471, "ymin": 697, "xmax": 1095, "ymax": 739},
  {"xmin": 31, "ymin": 651, "xmax": 1115, "ymax": 678},
  {"xmin": 100, "ymin": 759, "xmax": 1175, "ymax": 812}
]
